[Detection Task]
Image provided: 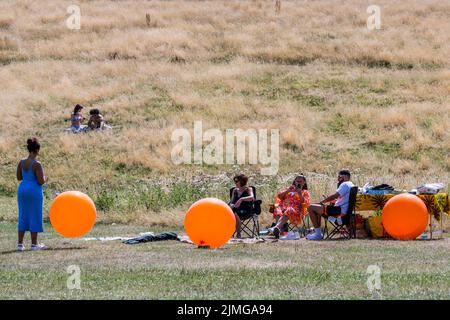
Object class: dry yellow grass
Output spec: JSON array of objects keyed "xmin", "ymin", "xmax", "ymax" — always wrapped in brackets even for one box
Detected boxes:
[
  {"xmin": 0, "ymin": 2, "xmax": 449, "ymax": 300},
  {"xmin": 0, "ymin": 0, "xmax": 449, "ymax": 224}
]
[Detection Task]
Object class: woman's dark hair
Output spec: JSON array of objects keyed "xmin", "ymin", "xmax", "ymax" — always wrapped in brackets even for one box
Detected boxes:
[
  {"xmin": 73, "ymin": 104, "xmax": 84, "ymax": 114},
  {"xmin": 27, "ymin": 138, "xmax": 40, "ymax": 153},
  {"xmin": 233, "ymin": 174, "xmax": 248, "ymax": 187},
  {"xmin": 293, "ymin": 174, "xmax": 308, "ymax": 190},
  {"xmin": 89, "ymin": 108, "xmax": 100, "ymax": 115}
]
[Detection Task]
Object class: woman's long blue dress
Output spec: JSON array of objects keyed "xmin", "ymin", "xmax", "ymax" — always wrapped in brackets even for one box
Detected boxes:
[{"xmin": 17, "ymin": 160, "xmax": 44, "ymax": 232}]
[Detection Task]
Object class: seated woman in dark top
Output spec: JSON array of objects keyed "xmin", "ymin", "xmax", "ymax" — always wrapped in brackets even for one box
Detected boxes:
[{"xmin": 229, "ymin": 174, "xmax": 254, "ymax": 239}]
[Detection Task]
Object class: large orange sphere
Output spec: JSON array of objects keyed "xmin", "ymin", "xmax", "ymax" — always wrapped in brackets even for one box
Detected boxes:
[
  {"xmin": 184, "ymin": 198, "xmax": 236, "ymax": 249},
  {"xmin": 382, "ymin": 194, "xmax": 428, "ymax": 240},
  {"xmin": 50, "ymin": 191, "xmax": 96, "ymax": 238}
]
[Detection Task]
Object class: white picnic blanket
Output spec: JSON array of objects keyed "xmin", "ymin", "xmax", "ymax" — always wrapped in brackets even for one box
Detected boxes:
[
  {"xmin": 81, "ymin": 232, "xmax": 155, "ymax": 242},
  {"xmin": 177, "ymin": 235, "xmax": 272, "ymax": 245},
  {"xmin": 64, "ymin": 124, "xmax": 113, "ymax": 134}
]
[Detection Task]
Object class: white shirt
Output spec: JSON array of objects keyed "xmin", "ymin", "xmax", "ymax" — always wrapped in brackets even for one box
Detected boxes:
[{"xmin": 335, "ymin": 181, "xmax": 355, "ymax": 214}]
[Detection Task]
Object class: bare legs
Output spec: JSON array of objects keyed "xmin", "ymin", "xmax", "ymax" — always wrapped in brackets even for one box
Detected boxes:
[
  {"xmin": 31, "ymin": 232, "xmax": 38, "ymax": 245},
  {"xmin": 274, "ymin": 215, "xmax": 289, "ymax": 230},
  {"xmin": 308, "ymin": 204, "xmax": 325, "ymax": 228},
  {"xmin": 234, "ymin": 213, "xmax": 242, "ymax": 238},
  {"xmin": 305, "ymin": 204, "xmax": 326, "ymax": 240},
  {"xmin": 18, "ymin": 231, "xmax": 25, "ymax": 245},
  {"xmin": 17, "ymin": 231, "xmax": 38, "ymax": 245}
]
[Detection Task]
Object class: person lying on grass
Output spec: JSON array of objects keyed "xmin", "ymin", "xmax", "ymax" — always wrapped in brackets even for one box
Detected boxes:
[
  {"xmin": 228, "ymin": 174, "xmax": 254, "ymax": 239},
  {"xmin": 306, "ymin": 169, "xmax": 355, "ymax": 240},
  {"xmin": 268, "ymin": 175, "xmax": 311, "ymax": 238}
]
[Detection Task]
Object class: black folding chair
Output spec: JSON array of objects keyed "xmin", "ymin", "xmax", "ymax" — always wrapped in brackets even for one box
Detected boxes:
[
  {"xmin": 269, "ymin": 202, "xmax": 310, "ymax": 238},
  {"xmin": 322, "ymin": 186, "xmax": 358, "ymax": 240},
  {"xmin": 230, "ymin": 186, "xmax": 261, "ymax": 238}
]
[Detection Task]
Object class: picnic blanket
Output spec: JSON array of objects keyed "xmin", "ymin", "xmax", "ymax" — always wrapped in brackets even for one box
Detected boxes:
[
  {"xmin": 178, "ymin": 235, "xmax": 275, "ymax": 246},
  {"xmin": 82, "ymin": 236, "xmax": 133, "ymax": 241},
  {"xmin": 64, "ymin": 125, "xmax": 113, "ymax": 134},
  {"xmin": 123, "ymin": 232, "xmax": 178, "ymax": 244},
  {"xmin": 81, "ymin": 233, "xmax": 273, "ymax": 245},
  {"xmin": 81, "ymin": 232, "xmax": 159, "ymax": 242},
  {"xmin": 356, "ymin": 193, "xmax": 450, "ymax": 220}
]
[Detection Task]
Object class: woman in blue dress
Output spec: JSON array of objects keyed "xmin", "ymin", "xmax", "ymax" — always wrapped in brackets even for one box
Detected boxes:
[{"xmin": 17, "ymin": 138, "xmax": 47, "ymax": 251}]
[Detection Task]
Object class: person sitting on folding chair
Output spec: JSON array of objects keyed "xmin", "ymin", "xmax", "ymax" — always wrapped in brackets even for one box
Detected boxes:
[
  {"xmin": 229, "ymin": 174, "xmax": 254, "ymax": 239},
  {"xmin": 306, "ymin": 169, "xmax": 354, "ymax": 240},
  {"xmin": 268, "ymin": 175, "xmax": 310, "ymax": 239}
]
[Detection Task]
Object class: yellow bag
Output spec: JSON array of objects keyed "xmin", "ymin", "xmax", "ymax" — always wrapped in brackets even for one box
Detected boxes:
[{"xmin": 368, "ymin": 216, "xmax": 386, "ymax": 238}]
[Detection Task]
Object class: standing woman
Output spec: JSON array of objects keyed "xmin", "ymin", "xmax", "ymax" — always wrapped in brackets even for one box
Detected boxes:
[{"xmin": 17, "ymin": 138, "xmax": 47, "ymax": 251}]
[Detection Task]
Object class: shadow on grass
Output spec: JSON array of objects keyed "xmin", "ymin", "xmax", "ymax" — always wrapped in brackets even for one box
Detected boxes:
[{"xmin": 1, "ymin": 246, "xmax": 87, "ymax": 255}]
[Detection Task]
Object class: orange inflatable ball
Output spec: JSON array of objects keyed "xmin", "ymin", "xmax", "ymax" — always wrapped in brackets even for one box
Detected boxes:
[
  {"xmin": 382, "ymin": 194, "xmax": 428, "ymax": 240},
  {"xmin": 50, "ymin": 191, "xmax": 96, "ymax": 238},
  {"xmin": 184, "ymin": 198, "xmax": 236, "ymax": 249}
]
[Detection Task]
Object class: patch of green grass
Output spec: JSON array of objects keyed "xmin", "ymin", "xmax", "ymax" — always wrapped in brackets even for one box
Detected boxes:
[
  {"xmin": 0, "ymin": 222, "xmax": 449, "ymax": 299},
  {"xmin": 363, "ymin": 141, "xmax": 401, "ymax": 157},
  {"xmin": 92, "ymin": 182, "xmax": 211, "ymax": 214},
  {"xmin": 0, "ymin": 185, "xmax": 15, "ymax": 197},
  {"xmin": 352, "ymin": 57, "xmax": 393, "ymax": 69},
  {"xmin": 326, "ymin": 113, "xmax": 350, "ymax": 135},
  {"xmin": 375, "ymin": 97, "xmax": 395, "ymax": 108},
  {"xmin": 141, "ymin": 84, "xmax": 185, "ymax": 115},
  {"xmin": 354, "ymin": 94, "xmax": 395, "ymax": 108},
  {"xmin": 424, "ymin": 147, "xmax": 450, "ymax": 169},
  {"xmin": 210, "ymin": 53, "xmax": 236, "ymax": 64},
  {"xmin": 290, "ymin": 78, "xmax": 347, "ymax": 91},
  {"xmin": 250, "ymin": 54, "xmax": 314, "ymax": 66},
  {"xmin": 251, "ymin": 73, "xmax": 400, "ymax": 111},
  {"xmin": 249, "ymin": 73, "xmax": 330, "ymax": 110},
  {"xmin": 0, "ymin": 53, "xmax": 25, "ymax": 66},
  {"xmin": 420, "ymin": 118, "xmax": 433, "ymax": 129},
  {"xmin": 294, "ymin": 94, "xmax": 327, "ymax": 110},
  {"xmin": 283, "ymin": 142, "xmax": 301, "ymax": 153}
]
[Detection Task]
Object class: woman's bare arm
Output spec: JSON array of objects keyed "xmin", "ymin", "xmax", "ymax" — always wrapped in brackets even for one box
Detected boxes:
[
  {"xmin": 16, "ymin": 161, "xmax": 22, "ymax": 181},
  {"xmin": 240, "ymin": 187, "xmax": 254, "ymax": 202},
  {"xmin": 34, "ymin": 162, "xmax": 46, "ymax": 186},
  {"xmin": 277, "ymin": 186, "xmax": 293, "ymax": 200},
  {"xmin": 229, "ymin": 189, "xmax": 237, "ymax": 205}
]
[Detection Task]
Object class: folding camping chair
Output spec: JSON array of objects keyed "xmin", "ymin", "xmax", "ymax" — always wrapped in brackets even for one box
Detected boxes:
[
  {"xmin": 322, "ymin": 186, "xmax": 358, "ymax": 240},
  {"xmin": 230, "ymin": 186, "xmax": 261, "ymax": 238},
  {"xmin": 286, "ymin": 209, "xmax": 311, "ymax": 238},
  {"xmin": 269, "ymin": 203, "xmax": 310, "ymax": 238}
]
